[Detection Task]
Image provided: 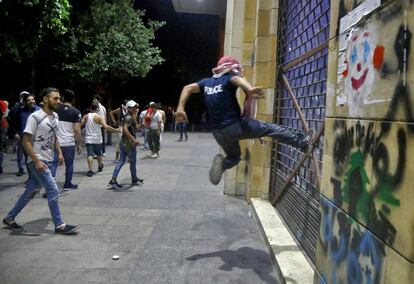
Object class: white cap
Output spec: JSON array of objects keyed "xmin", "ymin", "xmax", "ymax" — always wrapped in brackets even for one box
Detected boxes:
[
  {"xmin": 149, "ymin": 101, "xmax": 156, "ymax": 106},
  {"xmin": 126, "ymin": 100, "xmax": 139, "ymax": 108}
]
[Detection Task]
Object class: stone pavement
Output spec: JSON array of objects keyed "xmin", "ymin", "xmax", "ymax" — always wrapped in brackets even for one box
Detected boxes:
[{"xmin": 0, "ymin": 132, "xmax": 281, "ymax": 284}]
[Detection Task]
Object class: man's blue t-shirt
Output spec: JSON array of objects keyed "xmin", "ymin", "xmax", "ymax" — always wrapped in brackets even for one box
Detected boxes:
[{"xmin": 197, "ymin": 73, "xmax": 241, "ymax": 130}]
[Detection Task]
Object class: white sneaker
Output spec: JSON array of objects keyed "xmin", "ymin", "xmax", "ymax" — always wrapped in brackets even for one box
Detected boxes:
[{"xmin": 150, "ymin": 153, "xmax": 158, "ymax": 159}]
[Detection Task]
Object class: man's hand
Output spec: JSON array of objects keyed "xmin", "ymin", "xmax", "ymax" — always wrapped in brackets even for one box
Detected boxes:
[
  {"xmin": 14, "ymin": 134, "xmax": 20, "ymax": 141},
  {"xmin": 76, "ymin": 145, "xmax": 82, "ymax": 155},
  {"xmin": 175, "ymin": 111, "xmax": 188, "ymax": 122},
  {"xmin": 246, "ymin": 86, "xmax": 264, "ymax": 99},
  {"xmin": 133, "ymin": 139, "xmax": 140, "ymax": 146},
  {"xmin": 35, "ymin": 160, "xmax": 48, "ymax": 172},
  {"xmin": 58, "ymin": 153, "xmax": 64, "ymax": 165}
]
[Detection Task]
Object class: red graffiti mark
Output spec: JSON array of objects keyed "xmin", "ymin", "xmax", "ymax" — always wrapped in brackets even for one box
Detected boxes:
[
  {"xmin": 342, "ymin": 59, "xmax": 349, "ymax": 77},
  {"xmin": 352, "ymin": 35, "xmax": 359, "ymax": 42},
  {"xmin": 351, "ymin": 69, "xmax": 369, "ymax": 90},
  {"xmin": 364, "ymin": 32, "xmax": 370, "ymax": 37},
  {"xmin": 373, "ymin": 45, "xmax": 385, "ymax": 69}
]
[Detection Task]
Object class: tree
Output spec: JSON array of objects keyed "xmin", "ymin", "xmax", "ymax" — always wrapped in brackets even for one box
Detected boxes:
[
  {"xmin": 0, "ymin": 0, "xmax": 71, "ymax": 93},
  {"xmin": 61, "ymin": 0, "xmax": 165, "ymax": 88},
  {"xmin": 0, "ymin": 0, "xmax": 71, "ymax": 62}
]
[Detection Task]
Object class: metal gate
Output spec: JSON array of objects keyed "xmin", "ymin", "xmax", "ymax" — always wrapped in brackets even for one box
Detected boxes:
[{"xmin": 270, "ymin": 0, "xmax": 329, "ymax": 265}]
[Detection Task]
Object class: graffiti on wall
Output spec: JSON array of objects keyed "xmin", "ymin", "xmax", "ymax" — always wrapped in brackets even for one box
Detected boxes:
[
  {"xmin": 336, "ymin": 1, "xmax": 413, "ymax": 118},
  {"xmin": 336, "ymin": 21, "xmax": 387, "ymax": 115},
  {"xmin": 319, "ymin": 1, "xmax": 414, "ymax": 283},
  {"xmin": 319, "ymin": 197, "xmax": 386, "ymax": 284}
]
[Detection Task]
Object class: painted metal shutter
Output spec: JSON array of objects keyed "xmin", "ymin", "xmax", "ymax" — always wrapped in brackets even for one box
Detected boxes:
[{"xmin": 270, "ymin": 0, "xmax": 330, "ymax": 265}]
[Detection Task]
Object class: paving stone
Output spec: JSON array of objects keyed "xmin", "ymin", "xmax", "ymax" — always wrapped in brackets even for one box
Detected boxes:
[{"xmin": 0, "ymin": 133, "xmax": 281, "ymax": 283}]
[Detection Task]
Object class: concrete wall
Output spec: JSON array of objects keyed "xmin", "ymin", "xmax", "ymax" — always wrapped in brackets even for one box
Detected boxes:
[
  {"xmin": 223, "ymin": 0, "xmax": 279, "ymax": 201},
  {"xmin": 316, "ymin": 0, "xmax": 414, "ymax": 283}
]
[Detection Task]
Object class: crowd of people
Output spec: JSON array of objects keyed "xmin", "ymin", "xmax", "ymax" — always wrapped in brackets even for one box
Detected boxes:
[
  {"xmin": 0, "ymin": 88, "xmax": 190, "ymax": 235},
  {"xmin": 0, "ymin": 55, "xmax": 313, "ymax": 236}
]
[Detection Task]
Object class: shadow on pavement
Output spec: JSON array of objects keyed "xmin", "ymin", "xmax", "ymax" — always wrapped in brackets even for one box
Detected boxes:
[
  {"xmin": 186, "ymin": 246, "xmax": 279, "ymax": 284},
  {"xmin": 4, "ymin": 218, "xmax": 55, "ymax": 236}
]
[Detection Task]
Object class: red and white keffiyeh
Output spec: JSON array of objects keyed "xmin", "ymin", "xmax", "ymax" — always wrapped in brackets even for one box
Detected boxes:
[{"xmin": 212, "ymin": 56, "xmax": 243, "ymax": 78}]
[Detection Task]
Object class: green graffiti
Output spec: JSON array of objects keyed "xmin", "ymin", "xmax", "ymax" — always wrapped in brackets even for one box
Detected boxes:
[
  {"xmin": 342, "ymin": 150, "xmax": 400, "ymax": 223},
  {"xmin": 342, "ymin": 150, "xmax": 371, "ymax": 222}
]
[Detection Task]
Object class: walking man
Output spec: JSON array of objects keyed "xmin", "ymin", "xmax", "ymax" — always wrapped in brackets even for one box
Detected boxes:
[
  {"xmin": 176, "ymin": 56, "xmax": 313, "ymax": 185},
  {"xmin": 92, "ymin": 95, "xmax": 107, "ymax": 156},
  {"xmin": 81, "ymin": 103, "xmax": 119, "ymax": 177},
  {"xmin": 109, "ymin": 99, "xmax": 128, "ymax": 163},
  {"xmin": 175, "ymin": 112, "xmax": 188, "ymax": 141},
  {"xmin": 9, "ymin": 91, "xmax": 40, "ymax": 176},
  {"xmin": 50, "ymin": 89, "xmax": 82, "ymax": 190},
  {"xmin": 157, "ymin": 103, "xmax": 166, "ymax": 144},
  {"xmin": 144, "ymin": 102, "xmax": 162, "ymax": 159},
  {"xmin": 3, "ymin": 87, "xmax": 78, "ymax": 234},
  {"xmin": 107, "ymin": 100, "xmax": 143, "ymax": 189},
  {"xmin": 138, "ymin": 106, "xmax": 149, "ymax": 150}
]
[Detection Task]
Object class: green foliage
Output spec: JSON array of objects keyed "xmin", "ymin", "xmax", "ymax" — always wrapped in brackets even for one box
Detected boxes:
[
  {"xmin": 62, "ymin": 0, "xmax": 165, "ymax": 84},
  {"xmin": 0, "ymin": 0, "xmax": 71, "ymax": 62}
]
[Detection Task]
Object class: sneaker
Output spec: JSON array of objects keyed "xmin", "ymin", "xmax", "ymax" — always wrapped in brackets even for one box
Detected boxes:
[
  {"xmin": 150, "ymin": 153, "xmax": 158, "ymax": 159},
  {"xmin": 107, "ymin": 180, "xmax": 123, "ymax": 190},
  {"xmin": 42, "ymin": 192, "xmax": 48, "ymax": 198},
  {"xmin": 16, "ymin": 170, "xmax": 25, "ymax": 176},
  {"xmin": 132, "ymin": 178, "xmax": 144, "ymax": 185},
  {"xmin": 55, "ymin": 224, "xmax": 78, "ymax": 235},
  {"xmin": 3, "ymin": 218, "xmax": 24, "ymax": 231},
  {"xmin": 63, "ymin": 184, "xmax": 78, "ymax": 191},
  {"xmin": 102, "ymin": 153, "xmax": 106, "ymax": 157},
  {"xmin": 98, "ymin": 164, "xmax": 104, "ymax": 172},
  {"xmin": 87, "ymin": 170, "xmax": 94, "ymax": 177},
  {"xmin": 209, "ymin": 154, "xmax": 224, "ymax": 185},
  {"xmin": 298, "ymin": 129, "xmax": 315, "ymax": 152},
  {"xmin": 93, "ymin": 155, "xmax": 97, "ymax": 159}
]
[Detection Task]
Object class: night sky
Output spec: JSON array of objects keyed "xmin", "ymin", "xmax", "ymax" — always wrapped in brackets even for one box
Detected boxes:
[{"xmin": 130, "ymin": 0, "xmax": 221, "ymax": 122}]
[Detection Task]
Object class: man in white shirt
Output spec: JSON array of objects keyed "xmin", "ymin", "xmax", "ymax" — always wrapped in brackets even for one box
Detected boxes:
[
  {"xmin": 81, "ymin": 103, "xmax": 119, "ymax": 177},
  {"xmin": 3, "ymin": 87, "xmax": 78, "ymax": 234},
  {"xmin": 93, "ymin": 95, "xmax": 107, "ymax": 156},
  {"xmin": 144, "ymin": 102, "xmax": 162, "ymax": 158},
  {"xmin": 139, "ymin": 107, "xmax": 149, "ymax": 150},
  {"xmin": 50, "ymin": 89, "xmax": 82, "ymax": 190}
]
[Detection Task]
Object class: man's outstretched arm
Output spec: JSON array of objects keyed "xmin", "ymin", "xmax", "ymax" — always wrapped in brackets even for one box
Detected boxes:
[
  {"xmin": 176, "ymin": 83, "xmax": 200, "ymax": 115},
  {"xmin": 230, "ymin": 76, "xmax": 264, "ymax": 99}
]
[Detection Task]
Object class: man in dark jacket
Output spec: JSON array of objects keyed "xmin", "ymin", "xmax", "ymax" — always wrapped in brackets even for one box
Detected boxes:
[{"xmin": 9, "ymin": 91, "xmax": 40, "ymax": 176}]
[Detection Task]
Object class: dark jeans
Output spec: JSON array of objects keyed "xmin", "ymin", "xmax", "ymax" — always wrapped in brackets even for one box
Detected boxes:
[
  {"xmin": 177, "ymin": 122, "xmax": 188, "ymax": 140},
  {"xmin": 101, "ymin": 128, "xmax": 106, "ymax": 154},
  {"xmin": 111, "ymin": 144, "xmax": 137, "ymax": 180},
  {"xmin": 50, "ymin": 146, "xmax": 76, "ymax": 187},
  {"xmin": 16, "ymin": 138, "xmax": 28, "ymax": 172},
  {"xmin": 147, "ymin": 129, "xmax": 160, "ymax": 154},
  {"xmin": 211, "ymin": 117, "xmax": 305, "ymax": 170}
]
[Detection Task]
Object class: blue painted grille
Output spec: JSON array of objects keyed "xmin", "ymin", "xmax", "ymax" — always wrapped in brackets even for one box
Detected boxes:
[{"xmin": 271, "ymin": 0, "xmax": 329, "ymax": 265}]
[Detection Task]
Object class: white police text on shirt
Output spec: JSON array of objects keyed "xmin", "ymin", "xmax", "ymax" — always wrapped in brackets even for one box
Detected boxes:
[{"xmin": 205, "ymin": 84, "xmax": 223, "ymax": 95}]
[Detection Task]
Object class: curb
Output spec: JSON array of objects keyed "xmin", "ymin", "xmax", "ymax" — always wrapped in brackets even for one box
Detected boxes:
[{"xmin": 251, "ymin": 198, "xmax": 314, "ymax": 284}]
